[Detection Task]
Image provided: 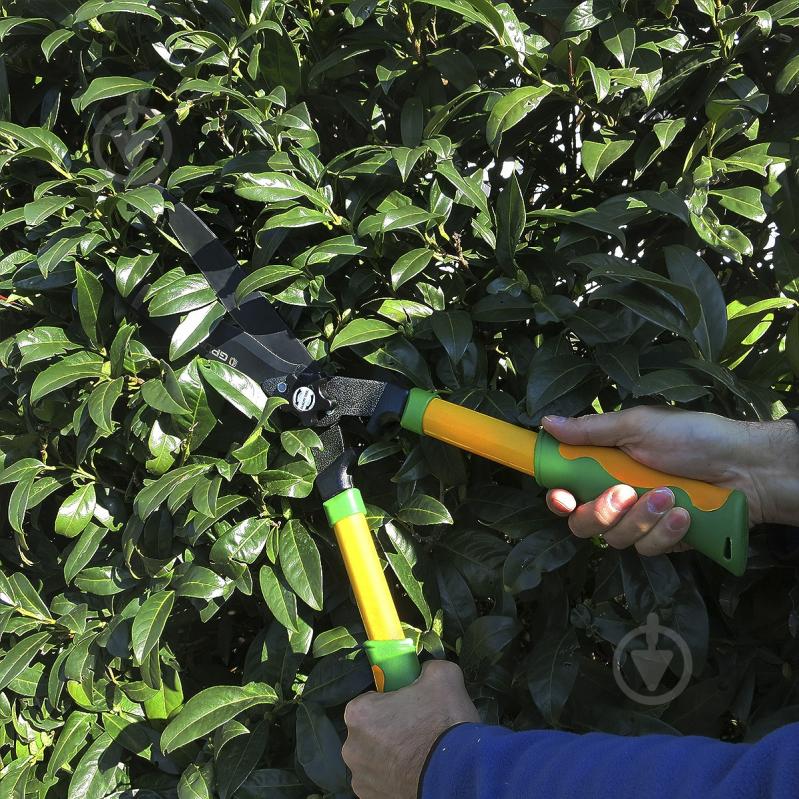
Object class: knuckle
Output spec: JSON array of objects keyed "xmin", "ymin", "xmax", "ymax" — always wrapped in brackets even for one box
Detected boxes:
[
  {"xmin": 344, "ymin": 696, "xmax": 367, "ymax": 727},
  {"xmin": 427, "ymin": 659, "xmax": 457, "ymax": 681}
]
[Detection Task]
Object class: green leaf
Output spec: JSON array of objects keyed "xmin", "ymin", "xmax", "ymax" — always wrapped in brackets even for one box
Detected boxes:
[
  {"xmin": 178, "ymin": 765, "xmax": 212, "ymax": 799},
  {"xmin": 0, "ymin": 122, "xmax": 69, "ymax": 167},
  {"xmin": 231, "ymin": 431, "xmax": 270, "ymax": 475},
  {"xmin": 215, "ymin": 723, "xmax": 268, "ymax": 799},
  {"xmin": 635, "ymin": 368, "xmax": 711, "ymax": 402},
  {"xmin": 41, "ymin": 29, "xmax": 74, "ymax": 61},
  {"xmin": 141, "ymin": 378, "xmax": 191, "ymax": 415},
  {"xmin": 527, "ymin": 627, "xmax": 579, "ymax": 724},
  {"xmin": 691, "ymin": 208, "xmax": 753, "ymax": 263},
  {"xmin": 75, "ymin": 264, "xmax": 103, "ymax": 347},
  {"xmin": 391, "ymin": 248, "xmax": 434, "ymax": 290},
  {"xmin": 486, "ymin": 86, "xmax": 551, "ymax": 151},
  {"xmin": 30, "ymin": 352, "xmax": 105, "ymax": 404},
  {"xmin": 664, "ymin": 245, "xmax": 727, "ymax": 360},
  {"xmin": 235, "ymin": 265, "xmax": 302, "ymax": 302},
  {"xmin": 259, "ymin": 565, "xmax": 299, "ymax": 632},
  {"xmin": 115, "ymin": 253, "xmax": 157, "ymax": 298},
  {"xmin": 146, "ymin": 419, "xmax": 181, "ymax": 475},
  {"xmin": 199, "ymin": 359, "xmax": 267, "ymax": 418},
  {"xmin": 581, "ymin": 136, "xmax": 634, "ymax": 181},
  {"xmin": 295, "ymin": 702, "xmax": 347, "ymax": 792},
  {"xmin": 259, "ymin": 461, "xmax": 315, "ymax": 497},
  {"xmin": 68, "ymin": 733, "xmax": 122, "ymax": 799},
  {"xmin": 235, "ymin": 172, "xmax": 329, "ymax": 209},
  {"xmin": 47, "ymin": 711, "xmax": 94, "ymax": 778},
  {"xmin": 435, "ymin": 161, "xmax": 490, "ymax": 215},
  {"xmin": 0, "ymin": 631, "xmax": 49, "ymax": 691},
  {"xmin": 503, "ymin": 528, "xmax": 578, "ymax": 593},
  {"xmin": 148, "ymin": 275, "xmax": 216, "ymax": 317},
  {"xmin": 0, "ymin": 758, "xmax": 31, "ymax": 799},
  {"xmin": 75, "ymin": 77, "xmax": 153, "ymax": 112},
  {"xmin": 64, "ymin": 523, "xmax": 107, "ymax": 585},
  {"xmin": 259, "ymin": 27, "xmax": 302, "ymax": 97},
  {"xmin": 174, "ymin": 565, "xmax": 227, "ymax": 599},
  {"xmin": 312, "ymin": 627, "xmax": 359, "ymax": 658},
  {"xmin": 211, "ymin": 518, "xmax": 270, "ymax": 564},
  {"xmin": 55, "ymin": 484, "xmax": 97, "ymax": 538},
  {"xmin": 330, "ymin": 318, "xmax": 396, "ymax": 351},
  {"xmin": 161, "ymin": 683, "xmax": 277, "ymax": 753},
  {"xmin": 397, "ymin": 494, "xmax": 453, "ymax": 525},
  {"xmin": 599, "ymin": 15, "xmax": 636, "ymax": 67},
  {"xmin": 132, "ymin": 591, "xmax": 175, "ymax": 664},
  {"xmin": 170, "ymin": 303, "xmax": 226, "ymax": 361},
  {"xmin": 24, "ymin": 195, "xmax": 71, "ymax": 226},
  {"xmin": 495, "ymin": 172, "xmax": 525, "ymax": 269},
  {"xmin": 73, "ymin": 0, "xmax": 162, "ymax": 23},
  {"xmin": 710, "ymin": 186, "xmax": 767, "ymax": 222},
  {"xmin": 587, "ymin": 59, "xmax": 611, "ymax": 102},
  {"xmin": 776, "ymin": 52, "xmax": 799, "ymax": 94},
  {"xmin": 279, "ymin": 519, "xmax": 323, "ymax": 610},
  {"xmin": 16, "ymin": 326, "xmax": 80, "ymax": 367},
  {"xmin": 431, "ymin": 310, "xmax": 472, "ymax": 363},
  {"xmin": 381, "ymin": 205, "xmax": 435, "ymax": 232},
  {"xmin": 87, "ymin": 377, "xmax": 123, "ymax": 434},
  {"xmin": 135, "ymin": 464, "xmax": 209, "ymax": 518},
  {"xmin": 574, "ymin": 253, "xmax": 702, "ymax": 327},
  {"xmin": 9, "ymin": 472, "xmax": 35, "ymax": 533}
]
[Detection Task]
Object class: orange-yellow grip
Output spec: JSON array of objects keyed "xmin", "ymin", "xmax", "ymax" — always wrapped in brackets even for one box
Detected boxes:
[
  {"xmin": 400, "ymin": 391, "xmax": 538, "ymax": 475},
  {"xmin": 323, "ymin": 489, "xmax": 421, "ymax": 691},
  {"xmin": 331, "ymin": 512, "xmax": 404, "ymax": 641}
]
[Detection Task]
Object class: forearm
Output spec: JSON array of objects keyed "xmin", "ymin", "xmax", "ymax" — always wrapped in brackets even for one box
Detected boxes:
[
  {"xmin": 747, "ymin": 419, "xmax": 799, "ymax": 526},
  {"xmin": 420, "ymin": 723, "xmax": 799, "ymax": 799}
]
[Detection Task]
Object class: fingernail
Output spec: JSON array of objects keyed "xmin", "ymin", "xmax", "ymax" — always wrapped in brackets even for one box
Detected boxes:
[
  {"xmin": 667, "ymin": 508, "xmax": 690, "ymax": 535},
  {"xmin": 544, "ymin": 415, "xmax": 567, "ymax": 426},
  {"xmin": 647, "ymin": 488, "xmax": 674, "ymax": 514},
  {"xmin": 609, "ymin": 486, "xmax": 637, "ymax": 512}
]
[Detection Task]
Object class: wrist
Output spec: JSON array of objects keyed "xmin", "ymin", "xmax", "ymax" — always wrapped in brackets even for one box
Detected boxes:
[{"xmin": 747, "ymin": 420, "xmax": 799, "ymax": 526}]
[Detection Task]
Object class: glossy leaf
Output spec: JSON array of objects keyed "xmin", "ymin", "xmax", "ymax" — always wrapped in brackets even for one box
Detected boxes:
[{"xmin": 161, "ymin": 684, "xmax": 277, "ymax": 752}]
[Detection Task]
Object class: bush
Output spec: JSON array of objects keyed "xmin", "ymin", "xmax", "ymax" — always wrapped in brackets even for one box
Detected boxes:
[{"xmin": 1, "ymin": 0, "xmax": 798, "ymax": 796}]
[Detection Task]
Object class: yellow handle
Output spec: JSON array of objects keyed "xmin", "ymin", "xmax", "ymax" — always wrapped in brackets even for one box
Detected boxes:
[
  {"xmin": 416, "ymin": 396, "xmax": 538, "ymax": 475},
  {"xmin": 331, "ymin": 511, "xmax": 404, "ymax": 641}
]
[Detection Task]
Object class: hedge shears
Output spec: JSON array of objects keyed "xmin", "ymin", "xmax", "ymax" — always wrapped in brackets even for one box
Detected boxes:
[{"xmin": 137, "ymin": 197, "xmax": 749, "ymax": 693}]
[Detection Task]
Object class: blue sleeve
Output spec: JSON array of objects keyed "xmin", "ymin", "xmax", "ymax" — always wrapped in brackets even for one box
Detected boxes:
[{"xmin": 419, "ymin": 722, "xmax": 799, "ymax": 799}]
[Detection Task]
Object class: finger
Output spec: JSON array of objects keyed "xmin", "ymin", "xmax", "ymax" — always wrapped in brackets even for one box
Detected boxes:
[
  {"xmin": 541, "ymin": 408, "xmax": 643, "ymax": 447},
  {"xmin": 634, "ymin": 507, "xmax": 691, "ymax": 556},
  {"xmin": 567, "ymin": 484, "xmax": 639, "ymax": 538},
  {"xmin": 547, "ymin": 488, "xmax": 576, "ymax": 516},
  {"xmin": 600, "ymin": 488, "xmax": 676, "ymax": 550}
]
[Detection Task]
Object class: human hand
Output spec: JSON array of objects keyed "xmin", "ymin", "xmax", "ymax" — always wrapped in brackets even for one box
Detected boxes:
[
  {"xmin": 342, "ymin": 660, "xmax": 479, "ymax": 799},
  {"xmin": 543, "ymin": 407, "xmax": 799, "ymax": 555}
]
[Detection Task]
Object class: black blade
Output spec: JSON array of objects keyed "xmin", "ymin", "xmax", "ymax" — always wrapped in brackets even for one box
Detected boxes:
[{"xmin": 167, "ymin": 201, "xmax": 313, "ymax": 380}]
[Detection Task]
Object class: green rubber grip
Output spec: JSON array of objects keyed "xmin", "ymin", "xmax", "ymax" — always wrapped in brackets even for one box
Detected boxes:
[
  {"xmin": 364, "ymin": 639, "xmax": 421, "ymax": 692},
  {"xmin": 533, "ymin": 430, "xmax": 749, "ymax": 576}
]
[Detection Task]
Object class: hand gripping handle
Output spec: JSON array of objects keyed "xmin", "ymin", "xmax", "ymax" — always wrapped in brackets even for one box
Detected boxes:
[
  {"xmin": 400, "ymin": 390, "xmax": 748, "ymax": 575},
  {"xmin": 323, "ymin": 489, "xmax": 421, "ymax": 691}
]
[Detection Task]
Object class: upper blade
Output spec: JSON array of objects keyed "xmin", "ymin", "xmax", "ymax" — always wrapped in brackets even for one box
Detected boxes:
[{"xmin": 166, "ymin": 201, "xmax": 313, "ymax": 379}]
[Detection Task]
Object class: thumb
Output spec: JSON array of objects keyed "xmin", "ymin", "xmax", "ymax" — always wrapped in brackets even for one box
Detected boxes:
[{"xmin": 541, "ymin": 410, "xmax": 639, "ymax": 447}]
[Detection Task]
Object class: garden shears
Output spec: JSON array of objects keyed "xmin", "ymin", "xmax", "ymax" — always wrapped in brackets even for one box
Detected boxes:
[{"xmin": 143, "ymin": 197, "xmax": 749, "ymax": 693}]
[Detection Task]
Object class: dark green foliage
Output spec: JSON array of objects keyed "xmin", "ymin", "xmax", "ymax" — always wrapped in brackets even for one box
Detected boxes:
[{"xmin": 0, "ymin": 0, "xmax": 798, "ymax": 796}]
